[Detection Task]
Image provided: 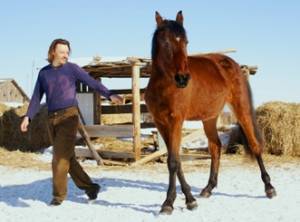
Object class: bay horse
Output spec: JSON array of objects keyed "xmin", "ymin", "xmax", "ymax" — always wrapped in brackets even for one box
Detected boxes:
[{"xmin": 145, "ymin": 11, "xmax": 276, "ymax": 214}]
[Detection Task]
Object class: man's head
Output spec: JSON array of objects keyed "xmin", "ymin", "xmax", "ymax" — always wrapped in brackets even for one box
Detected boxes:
[{"xmin": 47, "ymin": 38, "xmax": 71, "ymax": 66}]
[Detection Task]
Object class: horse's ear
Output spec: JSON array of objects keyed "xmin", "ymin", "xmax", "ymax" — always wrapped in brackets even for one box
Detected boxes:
[
  {"xmin": 176, "ymin": 10, "xmax": 184, "ymax": 25},
  {"xmin": 155, "ymin": 11, "xmax": 163, "ymax": 26}
]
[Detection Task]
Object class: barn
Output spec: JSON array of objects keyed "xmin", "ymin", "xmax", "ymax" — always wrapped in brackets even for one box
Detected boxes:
[{"xmin": 0, "ymin": 79, "xmax": 29, "ymax": 106}]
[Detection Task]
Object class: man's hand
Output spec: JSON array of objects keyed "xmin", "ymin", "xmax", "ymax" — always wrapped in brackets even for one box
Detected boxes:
[
  {"xmin": 20, "ymin": 116, "xmax": 30, "ymax": 132},
  {"xmin": 109, "ymin": 94, "xmax": 123, "ymax": 105}
]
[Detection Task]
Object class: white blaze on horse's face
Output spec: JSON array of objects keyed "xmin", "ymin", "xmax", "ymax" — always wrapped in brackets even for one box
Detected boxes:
[{"xmin": 176, "ymin": 37, "xmax": 180, "ymax": 42}]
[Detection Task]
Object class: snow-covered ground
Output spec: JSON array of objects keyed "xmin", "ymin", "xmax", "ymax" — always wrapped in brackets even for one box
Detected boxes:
[{"xmin": 0, "ymin": 159, "xmax": 299, "ymax": 222}]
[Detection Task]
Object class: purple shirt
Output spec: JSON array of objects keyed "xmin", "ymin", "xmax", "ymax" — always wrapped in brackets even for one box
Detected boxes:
[{"xmin": 26, "ymin": 62, "xmax": 112, "ymax": 119}]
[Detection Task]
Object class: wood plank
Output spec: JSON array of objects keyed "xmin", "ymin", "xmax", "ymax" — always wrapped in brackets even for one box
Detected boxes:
[
  {"xmin": 130, "ymin": 148, "xmax": 166, "ymax": 166},
  {"xmin": 75, "ymin": 148, "xmax": 128, "ymax": 166},
  {"xmin": 93, "ymin": 88, "xmax": 102, "ymax": 124},
  {"xmin": 75, "ymin": 147, "xmax": 134, "ymax": 160},
  {"xmin": 132, "ymin": 128, "xmax": 205, "ymax": 166},
  {"xmin": 101, "ymin": 104, "xmax": 148, "ymax": 114},
  {"xmin": 77, "ymin": 123, "xmax": 104, "ymax": 165},
  {"xmin": 109, "ymin": 88, "xmax": 146, "ymax": 95},
  {"xmin": 81, "ymin": 125, "xmax": 134, "ymax": 137},
  {"xmin": 181, "ymin": 129, "xmax": 205, "ymax": 144}
]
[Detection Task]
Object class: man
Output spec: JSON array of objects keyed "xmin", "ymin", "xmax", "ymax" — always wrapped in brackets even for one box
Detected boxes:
[{"xmin": 20, "ymin": 38, "xmax": 123, "ymax": 206}]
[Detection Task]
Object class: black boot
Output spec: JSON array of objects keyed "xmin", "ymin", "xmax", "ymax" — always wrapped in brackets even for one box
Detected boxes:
[{"xmin": 85, "ymin": 183, "xmax": 100, "ymax": 200}]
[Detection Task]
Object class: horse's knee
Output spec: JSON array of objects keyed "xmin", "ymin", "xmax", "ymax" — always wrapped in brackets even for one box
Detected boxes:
[{"xmin": 167, "ymin": 155, "xmax": 179, "ymax": 172}]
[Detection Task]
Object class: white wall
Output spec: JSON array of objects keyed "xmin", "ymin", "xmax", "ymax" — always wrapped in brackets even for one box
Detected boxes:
[{"xmin": 76, "ymin": 93, "xmax": 94, "ymax": 125}]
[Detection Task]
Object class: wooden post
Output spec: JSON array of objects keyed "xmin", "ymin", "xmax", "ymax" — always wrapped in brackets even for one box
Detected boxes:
[
  {"xmin": 93, "ymin": 78, "xmax": 102, "ymax": 124},
  {"xmin": 131, "ymin": 61, "xmax": 142, "ymax": 161}
]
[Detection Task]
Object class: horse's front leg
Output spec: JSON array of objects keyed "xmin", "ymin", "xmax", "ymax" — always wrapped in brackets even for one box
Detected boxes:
[
  {"xmin": 155, "ymin": 120, "xmax": 179, "ymax": 214},
  {"xmin": 177, "ymin": 160, "xmax": 197, "ymax": 210},
  {"xmin": 156, "ymin": 118, "xmax": 196, "ymax": 214}
]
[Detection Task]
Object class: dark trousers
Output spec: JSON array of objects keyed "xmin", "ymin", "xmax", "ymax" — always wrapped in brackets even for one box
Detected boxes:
[{"xmin": 47, "ymin": 106, "xmax": 94, "ymax": 202}]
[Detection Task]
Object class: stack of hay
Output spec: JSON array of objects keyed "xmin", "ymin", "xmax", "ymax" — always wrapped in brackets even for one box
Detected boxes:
[
  {"xmin": 256, "ymin": 101, "xmax": 300, "ymax": 156},
  {"xmin": 0, "ymin": 103, "xmax": 51, "ymax": 152},
  {"xmin": 227, "ymin": 101, "xmax": 300, "ymax": 156}
]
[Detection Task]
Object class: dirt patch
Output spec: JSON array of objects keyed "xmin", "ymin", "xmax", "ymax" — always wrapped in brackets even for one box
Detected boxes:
[{"xmin": 0, "ymin": 147, "xmax": 50, "ymax": 170}]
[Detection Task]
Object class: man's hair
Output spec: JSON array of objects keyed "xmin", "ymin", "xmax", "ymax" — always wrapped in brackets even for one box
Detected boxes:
[{"xmin": 47, "ymin": 38, "xmax": 71, "ymax": 63}]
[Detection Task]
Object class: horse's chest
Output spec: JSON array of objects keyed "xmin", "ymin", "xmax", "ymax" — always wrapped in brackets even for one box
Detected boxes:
[{"xmin": 145, "ymin": 87, "xmax": 187, "ymax": 119}]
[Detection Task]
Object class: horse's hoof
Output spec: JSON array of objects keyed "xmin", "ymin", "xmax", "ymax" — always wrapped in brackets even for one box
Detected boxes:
[
  {"xmin": 266, "ymin": 188, "xmax": 277, "ymax": 198},
  {"xmin": 200, "ymin": 190, "xmax": 212, "ymax": 198},
  {"xmin": 186, "ymin": 200, "xmax": 198, "ymax": 210},
  {"xmin": 159, "ymin": 206, "xmax": 173, "ymax": 215}
]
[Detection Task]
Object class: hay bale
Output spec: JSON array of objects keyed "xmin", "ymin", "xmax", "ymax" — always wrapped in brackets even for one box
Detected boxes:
[
  {"xmin": 101, "ymin": 113, "xmax": 132, "ymax": 125},
  {"xmin": 256, "ymin": 101, "xmax": 300, "ymax": 156},
  {"xmin": 0, "ymin": 104, "xmax": 51, "ymax": 152},
  {"xmin": 0, "ymin": 103, "xmax": 10, "ymax": 116}
]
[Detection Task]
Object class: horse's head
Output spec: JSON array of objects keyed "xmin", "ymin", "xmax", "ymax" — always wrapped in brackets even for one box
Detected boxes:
[{"xmin": 152, "ymin": 11, "xmax": 190, "ymax": 88}]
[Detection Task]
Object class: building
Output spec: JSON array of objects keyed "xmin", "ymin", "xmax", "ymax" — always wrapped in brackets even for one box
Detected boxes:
[{"xmin": 0, "ymin": 79, "xmax": 29, "ymax": 106}]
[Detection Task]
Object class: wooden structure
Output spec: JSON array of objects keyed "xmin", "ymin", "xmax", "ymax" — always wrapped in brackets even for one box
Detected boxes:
[
  {"xmin": 0, "ymin": 79, "xmax": 29, "ymax": 104},
  {"xmin": 78, "ymin": 51, "xmax": 258, "ymax": 165},
  {"xmin": 78, "ymin": 57, "xmax": 151, "ymax": 163}
]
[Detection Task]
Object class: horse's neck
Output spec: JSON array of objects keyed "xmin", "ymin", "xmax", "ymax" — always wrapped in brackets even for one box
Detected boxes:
[{"xmin": 150, "ymin": 66, "xmax": 173, "ymax": 83}]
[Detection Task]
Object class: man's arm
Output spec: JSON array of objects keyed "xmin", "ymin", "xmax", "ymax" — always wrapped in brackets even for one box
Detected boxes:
[
  {"xmin": 72, "ymin": 63, "xmax": 112, "ymax": 99},
  {"xmin": 21, "ymin": 75, "xmax": 44, "ymax": 132}
]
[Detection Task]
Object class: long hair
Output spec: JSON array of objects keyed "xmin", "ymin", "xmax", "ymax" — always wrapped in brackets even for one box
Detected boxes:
[{"xmin": 47, "ymin": 38, "xmax": 71, "ymax": 63}]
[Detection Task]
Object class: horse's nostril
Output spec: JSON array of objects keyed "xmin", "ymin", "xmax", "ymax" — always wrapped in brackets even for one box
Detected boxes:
[
  {"xmin": 175, "ymin": 74, "xmax": 181, "ymax": 82},
  {"xmin": 175, "ymin": 74, "xmax": 190, "ymax": 88}
]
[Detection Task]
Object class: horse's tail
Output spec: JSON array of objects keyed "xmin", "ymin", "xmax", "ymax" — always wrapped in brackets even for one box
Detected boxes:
[
  {"xmin": 244, "ymin": 76, "xmax": 264, "ymax": 155},
  {"xmin": 227, "ymin": 62, "xmax": 264, "ymax": 157}
]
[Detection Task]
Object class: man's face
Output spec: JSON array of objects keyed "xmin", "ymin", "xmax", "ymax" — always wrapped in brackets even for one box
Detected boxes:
[{"xmin": 52, "ymin": 44, "xmax": 69, "ymax": 65}]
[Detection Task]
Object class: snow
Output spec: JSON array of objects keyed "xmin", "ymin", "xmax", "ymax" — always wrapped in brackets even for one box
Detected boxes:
[
  {"xmin": 2, "ymin": 102, "xmax": 24, "ymax": 108},
  {"xmin": 0, "ymin": 160, "xmax": 299, "ymax": 222}
]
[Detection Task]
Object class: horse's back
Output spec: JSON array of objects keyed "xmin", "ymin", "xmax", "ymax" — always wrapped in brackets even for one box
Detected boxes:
[
  {"xmin": 188, "ymin": 53, "xmax": 241, "ymax": 82},
  {"xmin": 185, "ymin": 54, "xmax": 244, "ymax": 120}
]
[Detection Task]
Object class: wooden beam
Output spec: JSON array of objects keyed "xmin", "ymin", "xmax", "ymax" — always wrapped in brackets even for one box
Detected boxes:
[
  {"xmin": 131, "ymin": 128, "xmax": 205, "ymax": 166},
  {"xmin": 81, "ymin": 125, "xmax": 133, "ymax": 137},
  {"xmin": 75, "ymin": 147, "xmax": 131, "ymax": 165},
  {"xmin": 93, "ymin": 85, "xmax": 102, "ymax": 124},
  {"xmin": 77, "ymin": 123, "xmax": 104, "ymax": 165},
  {"xmin": 77, "ymin": 106, "xmax": 86, "ymax": 125},
  {"xmin": 132, "ymin": 62, "xmax": 142, "ymax": 161},
  {"xmin": 75, "ymin": 147, "xmax": 128, "ymax": 166},
  {"xmin": 109, "ymin": 88, "xmax": 146, "ymax": 95},
  {"xmin": 101, "ymin": 104, "xmax": 148, "ymax": 114},
  {"xmin": 130, "ymin": 148, "xmax": 166, "ymax": 166}
]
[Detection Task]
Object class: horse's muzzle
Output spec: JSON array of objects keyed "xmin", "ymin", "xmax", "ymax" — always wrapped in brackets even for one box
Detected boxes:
[{"xmin": 175, "ymin": 73, "xmax": 190, "ymax": 88}]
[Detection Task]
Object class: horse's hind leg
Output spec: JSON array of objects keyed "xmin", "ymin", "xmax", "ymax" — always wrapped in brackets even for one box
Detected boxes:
[
  {"xmin": 230, "ymin": 93, "xmax": 276, "ymax": 198},
  {"xmin": 200, "ymin": 117, "xmax": 222, "ymax": 198}
]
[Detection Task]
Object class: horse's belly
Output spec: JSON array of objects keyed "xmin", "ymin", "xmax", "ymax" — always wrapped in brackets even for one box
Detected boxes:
[{"xmin": 185, "ymin": 98, "xmax": 226, "ymax": 121}]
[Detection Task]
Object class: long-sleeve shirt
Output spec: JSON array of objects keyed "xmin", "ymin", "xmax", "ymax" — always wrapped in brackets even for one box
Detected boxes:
[{"xmin": 26, "ymin": 62, "xmax": 112, "ymax": 120}]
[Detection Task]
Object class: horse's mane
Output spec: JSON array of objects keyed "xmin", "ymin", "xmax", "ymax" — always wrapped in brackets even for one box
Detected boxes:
[{"xmin": 151, "ymin": 20, "xmax": 187, "ymax": 59}]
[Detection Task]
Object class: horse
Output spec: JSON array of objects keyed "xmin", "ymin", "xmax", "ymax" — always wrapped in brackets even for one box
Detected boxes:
[{"xmin": 144, "ymin": 11, "xmax": 276, "ymax": 214}]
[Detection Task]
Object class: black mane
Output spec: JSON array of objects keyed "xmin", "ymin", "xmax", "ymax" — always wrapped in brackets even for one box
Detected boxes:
[{"xmin": 151, "ymin": 20, "xmax": 187, "ymax": 59}]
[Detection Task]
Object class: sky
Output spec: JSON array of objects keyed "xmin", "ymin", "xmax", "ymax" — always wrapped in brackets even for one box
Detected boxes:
[{"xmin": 0, "ymin": 0, "xmax": 299, "ymax": 106}]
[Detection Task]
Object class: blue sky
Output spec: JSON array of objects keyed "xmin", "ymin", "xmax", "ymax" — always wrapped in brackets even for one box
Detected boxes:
[{"xmin": 0, "ymin": 0, "xmax": 299, "ymax": 106}]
